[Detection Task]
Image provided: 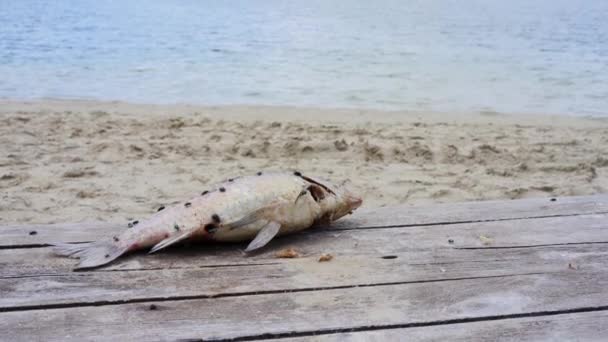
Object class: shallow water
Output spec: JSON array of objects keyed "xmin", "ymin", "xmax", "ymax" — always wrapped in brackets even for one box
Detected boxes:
[{"xmin": 1, "ymin": 0, "xmax": 607, "ymax": 115}]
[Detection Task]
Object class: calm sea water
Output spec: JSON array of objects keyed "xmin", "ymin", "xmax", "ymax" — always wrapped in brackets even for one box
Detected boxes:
[{"xmin": 1, "ymin": 0, "xmax": 607, "ymax": 116}]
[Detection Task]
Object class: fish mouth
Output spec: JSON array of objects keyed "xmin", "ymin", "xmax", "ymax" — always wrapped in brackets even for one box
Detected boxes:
[{"xmin": 350, "ymin": 197, "xmax": 363, "ymax": 209}]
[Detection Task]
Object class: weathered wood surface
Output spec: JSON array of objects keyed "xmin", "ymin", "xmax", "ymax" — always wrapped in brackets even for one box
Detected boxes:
[
  {"xmin": 2, "ymin": 271, "xmax": 607, "ymax": 341},
  {"xmin": 3, "ymin": 213, "xmax": 608, "ymax": 275},
  {"xmin": 3, "ymin": 194, "xmax": 608, "ymax": 247},
  {"xmin": 282, "ymin": 310, "xmax": 608, "ymax": 342},
  {"xmin": 2, "ymin": 214, "xmax": 608, "ymax": 310},
  {"xmin": 2, "ymin": 243, "xmax": 606, "ymax": 310},
  {"xmin": 1, "ymin": 195, "xmax": 608, "ymax": 341}
]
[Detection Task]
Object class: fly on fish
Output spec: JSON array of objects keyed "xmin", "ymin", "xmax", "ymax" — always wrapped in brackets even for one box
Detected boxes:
[{"xmin": 53, "ymin": 171, "xmax": 363, "ymax": 270}]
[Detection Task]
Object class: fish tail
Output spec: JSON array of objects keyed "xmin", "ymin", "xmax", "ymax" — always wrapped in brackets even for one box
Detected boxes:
[{"xmin": 52, "ymin": 241, "xmax": 128, "ymax": 270}]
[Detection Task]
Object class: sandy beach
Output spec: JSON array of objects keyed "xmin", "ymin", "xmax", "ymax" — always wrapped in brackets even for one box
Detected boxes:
[{"xmin": 1, "ymin": 99, "xmax": 607, "ymax": 224}]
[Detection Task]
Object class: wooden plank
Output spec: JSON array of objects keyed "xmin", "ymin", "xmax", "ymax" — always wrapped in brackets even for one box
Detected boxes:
[
  {"xmin": 3, "ymin": 196, "xmax": 607, "ymax": 340},
  {"xmin": 281, "ymin": 310, "xmax": 608, "ymax": 342},
  {"xmin": 1, "ymin": 244, "xmax": 605, "ymax": 310},
  {"xmin": 2, "ymin": 194, "xmax": 608, "ymax": 247},
  {"xmin": 334, "ymin": 194, "xmax": 608, "ymax": 229},
  {"xmin": 2, "ymin": 213, "xmax": 607, "ymax": 277},
  {"xmin": 1, "ymin": 270, "xmax": 607, "ymax": 341}
]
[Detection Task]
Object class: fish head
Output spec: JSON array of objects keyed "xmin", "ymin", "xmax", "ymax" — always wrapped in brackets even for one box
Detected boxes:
[
  {"xmin": 330, "ymin": 178, "xmax": 363, "ymax": 219},
  {"xmin": 311, "ymin": 178, "xmax": 363, "ymax": 222}
]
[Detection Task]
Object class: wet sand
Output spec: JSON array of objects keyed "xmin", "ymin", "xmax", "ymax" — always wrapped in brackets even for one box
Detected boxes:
[{"xmin": 1, "ymin": 99, "xmax": 607, "ymax": 224}]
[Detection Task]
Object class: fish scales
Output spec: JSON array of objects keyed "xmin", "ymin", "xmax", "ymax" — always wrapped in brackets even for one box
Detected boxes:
[
  {"xmin": 53, "ymin": 172, "xmax": 362, "ymax": 270},
  {"xmin": 124, "ymin": 174, "xmax": 307, "ymax": 244}
]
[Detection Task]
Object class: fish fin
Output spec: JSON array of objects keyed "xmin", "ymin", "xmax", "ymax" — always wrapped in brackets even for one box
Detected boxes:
[
  {"xmin": 307, "ymin": 184, "xmax": 327, "ymax": 202},
  {"xmin": 245, "ymin": 221, "xmax": 281, "ymax": 252},
  {"xmin": 224, "ymin": 208, "xmax": 272, "ymax": 231},
  {"xmin": 297, "ymin": 174, "xmax": 335, "ymax": 195},
  {"xmin": 52, "ymin": 241, "xmax": 128, "ymax": 270},
  {"xmin": 225, "ymin": 200, "xmax": 292, "ymax": 231},
  {"xmin": 148, "ymin": 231, "xmax": 193, "ymax": 254},
  {"xmin": 294, "ymin": 186, "xmax": 311, "ymax": 204}
]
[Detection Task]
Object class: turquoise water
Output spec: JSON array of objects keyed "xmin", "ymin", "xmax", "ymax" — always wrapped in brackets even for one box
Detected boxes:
[{"xmin": 1, "ymin": 0, "xmax": 607, "ymax": 115}]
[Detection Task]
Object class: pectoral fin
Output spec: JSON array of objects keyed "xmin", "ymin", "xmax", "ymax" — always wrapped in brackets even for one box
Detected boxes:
[
  {"xmin": 224, "ymin": 211, "xmax": 268, "ymax": 231},
  {"xmin": 224, "ymin": 201, "xmax": 285, "ymax": 231},
  {"xmin": 245, "ymin": 221, "xmax": 281, "ymax": 252}
]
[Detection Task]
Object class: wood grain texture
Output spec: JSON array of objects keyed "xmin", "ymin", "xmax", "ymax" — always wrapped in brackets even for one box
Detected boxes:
[
  {"xmin": 2, "ymin": 213, "xmax": 607, "ymax": 277},
  {"xmin": 1, "ymin": 271, "xmax": 607, "ymax": 341},
  {"xmin": 281, "ymin": 310, "xmax": 608, "ymax": 342},
  {"xmin": 1, "ymin": 244, "xmax": 605, "ymax": 310},
  {"xmin": 2, "ymin": 194, "xmax": 607, "ymax": 247},
  {"xmin": 2, "ymin": 195, "xmax": 608, "ymax": 341},
  {"xmin": 332, "ymin": 193, "xmax": 608, "ymax": 229}
]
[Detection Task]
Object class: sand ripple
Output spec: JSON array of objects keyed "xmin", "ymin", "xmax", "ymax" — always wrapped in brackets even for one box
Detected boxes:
[{"xmin": 1, "ymin": 101, "xmax": 607, "ymax": 223}]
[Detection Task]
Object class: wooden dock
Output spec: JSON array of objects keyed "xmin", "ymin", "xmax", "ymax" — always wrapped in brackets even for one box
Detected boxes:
[{"xmin": 2, "ymin": 195, "xmax": 608, "ymax": 341}]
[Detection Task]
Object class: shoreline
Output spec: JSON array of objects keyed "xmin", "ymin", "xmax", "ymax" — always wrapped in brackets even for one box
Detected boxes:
[
  {"xmin": 1, "ymin": 99, "xmax": 607, "ymax": 224},
  {"xmin": 2, "ymin": 98, "xmax": 607, "ymax": 124}
]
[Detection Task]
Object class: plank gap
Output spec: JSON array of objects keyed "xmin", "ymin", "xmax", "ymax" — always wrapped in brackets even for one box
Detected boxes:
[
  {"xmin": 456, "ymin": 241, "xmax": 608, "ymax": 250},
  {"xmin": 0, "ymin": 244, "xmax": 57, "ymax": 250},
  {"xmin": 3, "ymin": 210, "xmax": 608, "ymax": 250},
  {"xmin": 0, "ymin": 272, "xmax": 547, "ymax": 313},
  {"xmin": 331, "ymin": 211, "xmax": 608, "ymax": 231},
  {"xmin": 0, "ymin": 261, "xmax": 282, "ymax": 279},
  {"xmin": 205, "ymin": 305, "xmax": 608, "ymax": 342}
]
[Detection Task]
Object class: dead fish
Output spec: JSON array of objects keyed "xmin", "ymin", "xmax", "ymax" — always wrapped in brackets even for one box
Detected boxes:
[{"xmin": 53, "ymin": 171, "xmax": 362, "ymax": 270}]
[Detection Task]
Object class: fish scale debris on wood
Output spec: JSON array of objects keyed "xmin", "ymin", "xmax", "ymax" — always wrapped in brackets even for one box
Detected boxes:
[{"xmin": 52, "ymin": 171, "xmax": 363, "ymax": 270}]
